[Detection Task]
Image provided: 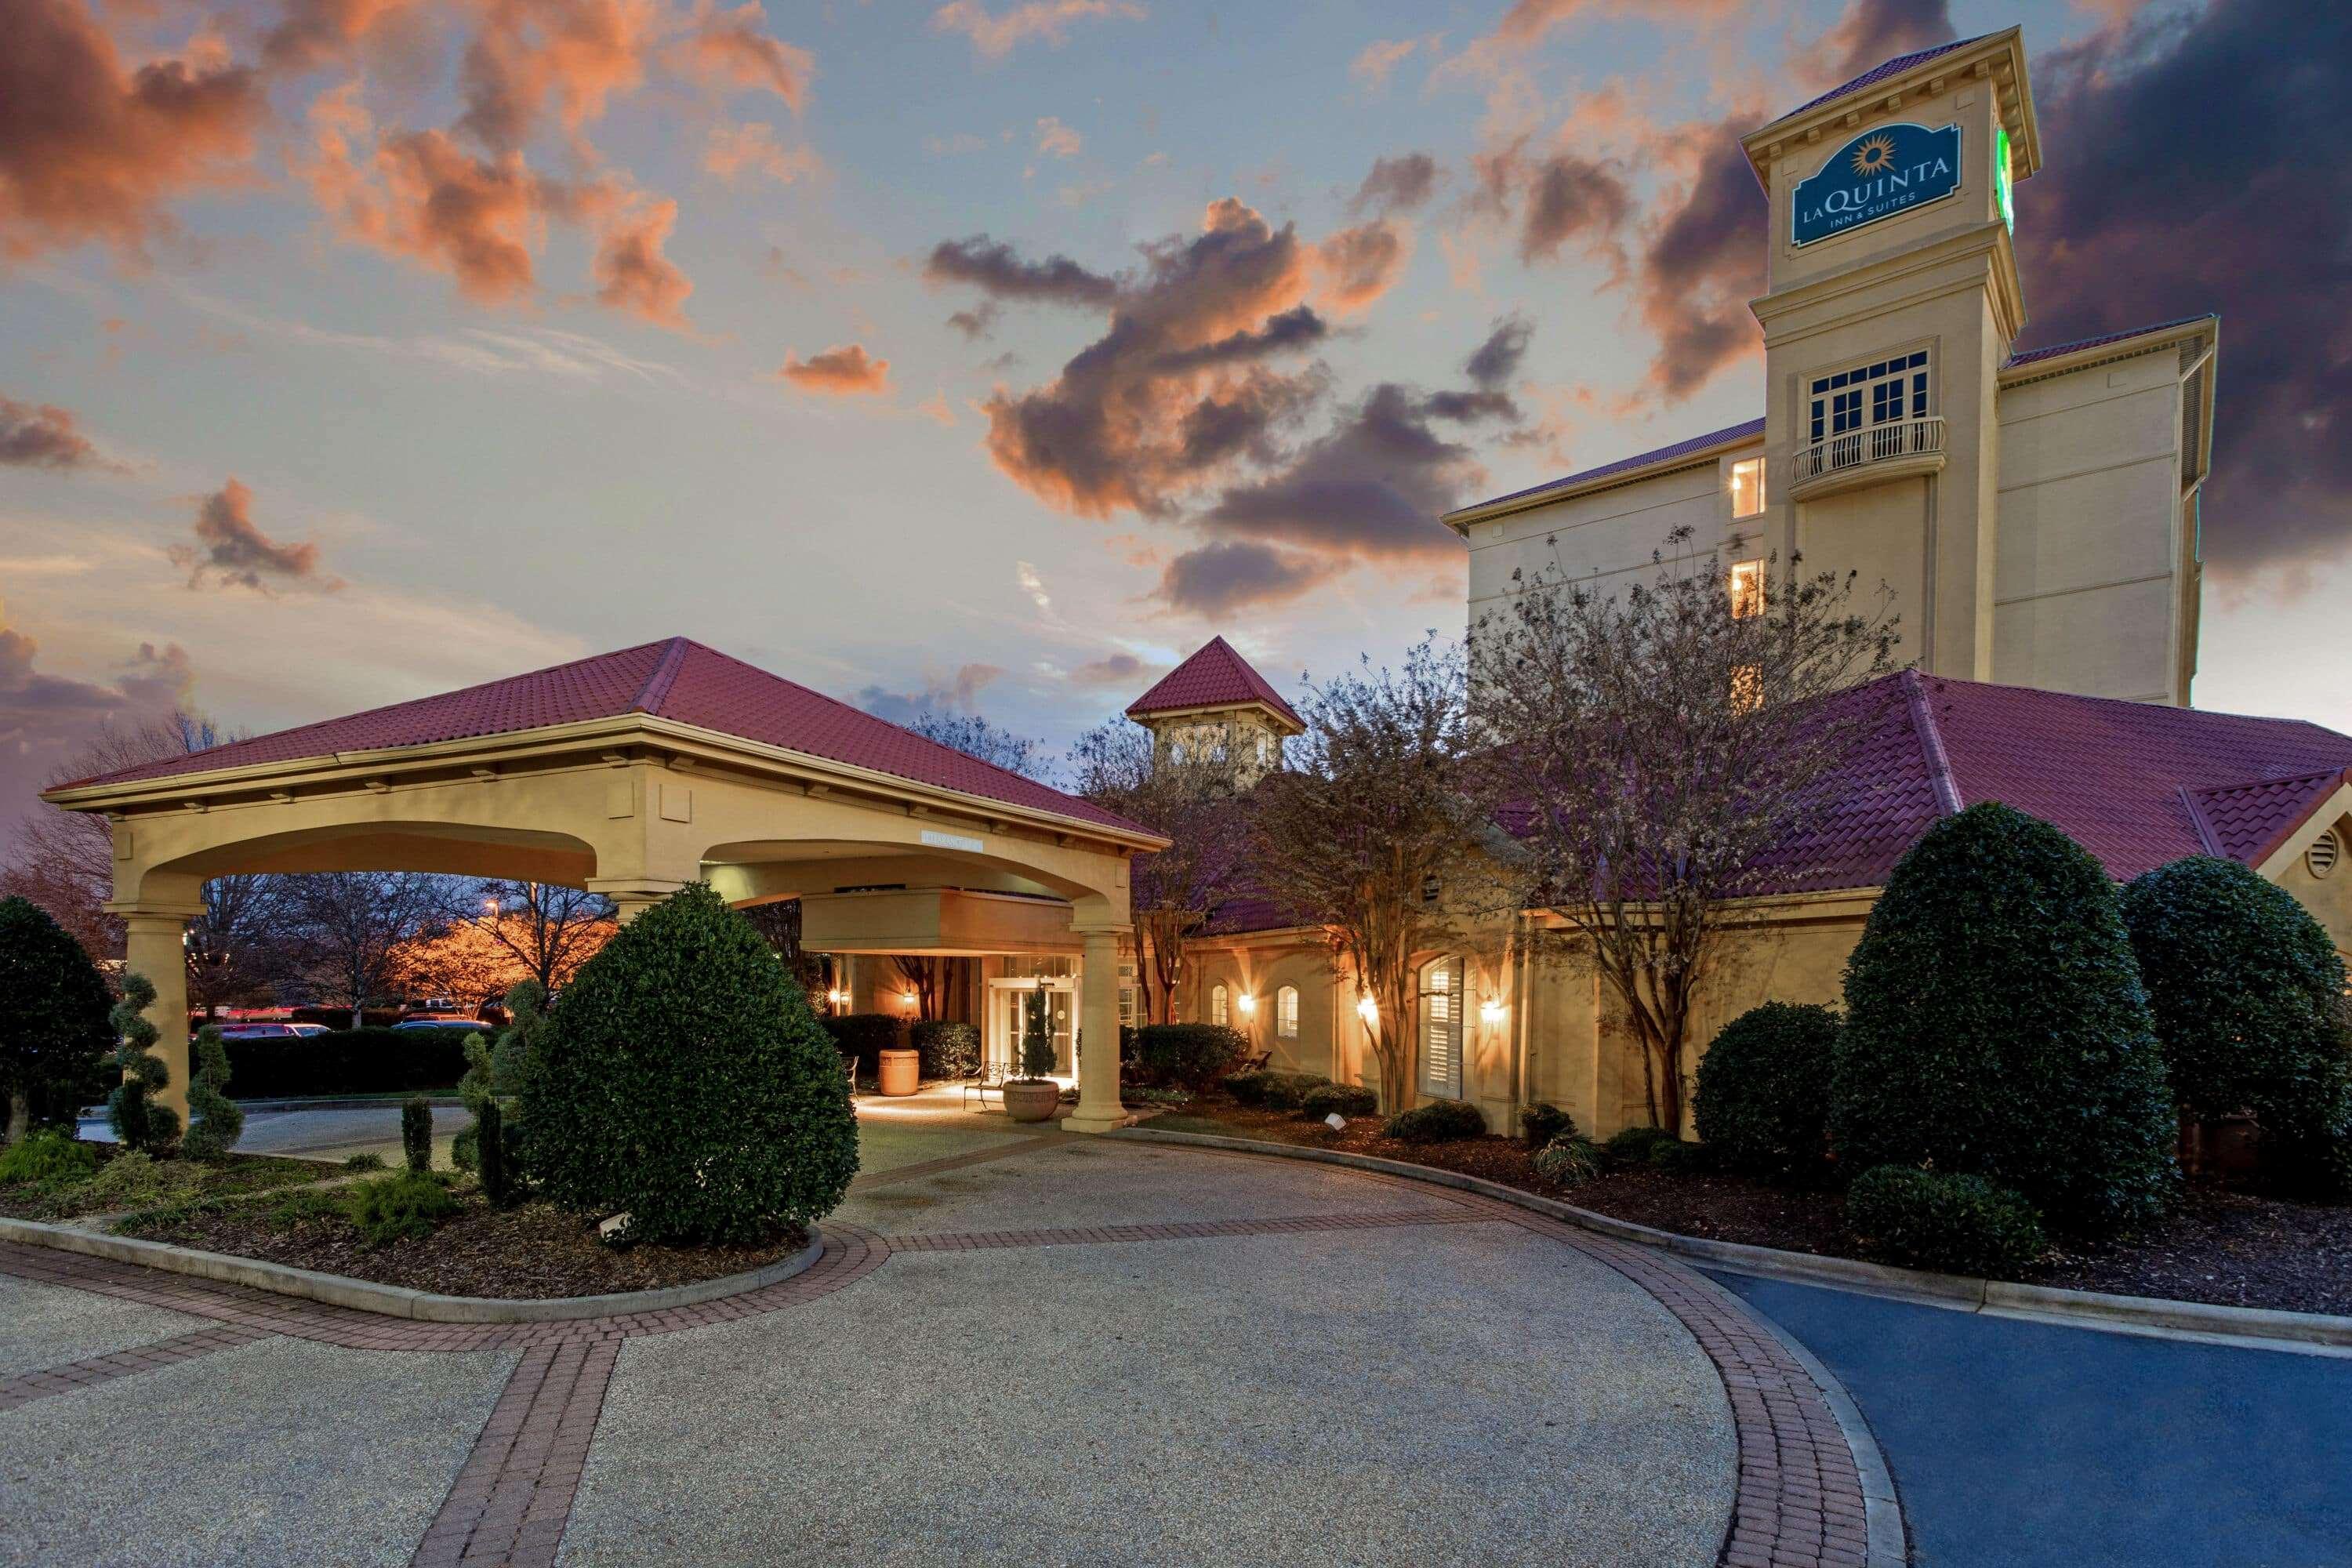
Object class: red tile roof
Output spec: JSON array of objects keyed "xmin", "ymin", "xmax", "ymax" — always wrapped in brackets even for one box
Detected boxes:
[
  {"xmin": 1457, "ymin": 418, "xmax": 1765, "ymax": 517},
  {"xmin": 2004, "ymin": 314, "xmax": 2212, "ymax": 368},
  {"xmin": 58, "ymin": 637, "xmax": 1149, "ymax": 837},
  {"xmin": 1780, "ymin": 35, "xmax": 1988, "ymax": 122},
  {"xmin": 1202, "ymin": 671, "xmax": 2352, "ymax": 932},
  {"xmin": 1125, "ymin": 637, "xmax": 1303, "ymax": 729}
]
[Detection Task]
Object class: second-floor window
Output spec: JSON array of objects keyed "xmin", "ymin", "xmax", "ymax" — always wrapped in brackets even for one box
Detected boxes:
[
  {"xmin": 1729, "ymin": 560, "xmax": 1765, "ymax": 619},
  {"xmin": 1730, "ymin": 456, "xmax": 1765, "ymax": 517},
  {"xmin": 1809, "ymin": 350, "xmax": 1929, "ymax": 444}
]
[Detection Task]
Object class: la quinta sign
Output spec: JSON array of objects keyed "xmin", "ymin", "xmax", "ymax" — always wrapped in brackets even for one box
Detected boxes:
[{"xmin": 1791, "ymin": 122, "xmax": 1962, "ymax": 248}]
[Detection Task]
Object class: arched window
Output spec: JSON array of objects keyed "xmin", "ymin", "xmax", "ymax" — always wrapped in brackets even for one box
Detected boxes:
[
  {"xmin": 1417, "ymin": 956, "xmax": 1463, "ymax": 1100},
  {"xmin": 1210, "ymin": 983, "xmax": 1229, "ymax": 1026},
  {"xmin": 1276, "ymin": 985, "xmax": 1298, "ymax": 1039}
]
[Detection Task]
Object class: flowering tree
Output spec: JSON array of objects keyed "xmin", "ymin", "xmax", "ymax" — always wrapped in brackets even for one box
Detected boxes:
[
  {"xmin": 285, "ymin": 872, "xmax": 459, "ymax": 1025},
  {"xmin": 474, "ymin": 881, "xmax": 615, "ymax": 993},
  {"xmin": 1245, "ymin": 638, "xmax": 1484, "ymax": 1111},
  {"xmin": 1067, "ymin": 717, "xmax": 1245, "ymax": 1025},
  {"xmin": 1467, "ymin": 530, "xmax": 1897, "ymax": 1131}
]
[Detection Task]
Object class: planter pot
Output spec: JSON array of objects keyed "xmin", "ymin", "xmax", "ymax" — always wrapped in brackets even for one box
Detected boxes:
[
  {"xmin": 877, "ymin": 1048, "xmax": 920, "ymax": 1098},
  {"xmin": 1002, "ymin": 1080, "xmax": 1062, "ymax": 1123}
]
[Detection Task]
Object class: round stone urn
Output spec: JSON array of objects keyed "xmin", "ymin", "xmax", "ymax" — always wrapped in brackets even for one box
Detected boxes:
[{"xmin": 1002, "ymin": 1079, "xmax": 1062, "ymax": 1123}]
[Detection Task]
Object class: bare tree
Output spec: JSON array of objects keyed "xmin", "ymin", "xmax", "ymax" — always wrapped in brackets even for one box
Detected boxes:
[
  {"xmin": 186, "ymin": 873, "xmax": 288, "ymax": 1018},
  {"xmin": 284, "ymin": 873, "xmax": 460, "ymax": 1026},
  {"xmin": 906, "ymin": 710, "xmax": 1051, "ymax": 781},
  {"xmin": 1067, "ymin": 716, "xmax": 1245, "ymax": 1025},
  {"xmin": 1467, "ymin": 531, "xmax": 1898, "ymax": 1131},
  {"xmin": 476, "ymin": 880, "xmax": 615, "ymax": 993},
  {"xmin": 1247, "ymin": 638, "xmax": 1485, "ymax": 1111}
]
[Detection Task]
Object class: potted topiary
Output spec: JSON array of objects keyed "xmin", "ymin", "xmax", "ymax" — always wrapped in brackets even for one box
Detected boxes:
[{"xmin": 1001, "ymin": 982, "xmax": 1062, "ymax": 1123}]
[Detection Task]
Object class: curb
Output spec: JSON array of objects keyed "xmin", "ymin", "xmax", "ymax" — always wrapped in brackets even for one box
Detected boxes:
[
  {"xmin": 1107, "ymin": 1127, "xmax": 2352, "ymax": 1353},
  {"xmin": 0, "ymin": 1214, "xmax": 825, "ymax": 1323},
  {"xmin": 230, "ymin": 1095, "xmax": 468, "ymax": 1112}
]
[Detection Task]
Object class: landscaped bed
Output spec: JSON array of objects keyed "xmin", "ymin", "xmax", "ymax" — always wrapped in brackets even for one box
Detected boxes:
[
  {"xmin": 110, "ymin": 1181, "xmax": 808, "ymax": 1300},
  {"xmin": 1149, "ymin": 1098, "xmax": 2352, "ymax": 1318},
  {"xmin": 0, "ymin": 1143, "xmax": 332, "ymax": 1222}
]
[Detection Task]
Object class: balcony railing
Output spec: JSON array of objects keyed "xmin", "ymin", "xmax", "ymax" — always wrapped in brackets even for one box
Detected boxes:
[{"xmin": 1792, "ymin": 415, "xmax": 1945, "ymax": 487}]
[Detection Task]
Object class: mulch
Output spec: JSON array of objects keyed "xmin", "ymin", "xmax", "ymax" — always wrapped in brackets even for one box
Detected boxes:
[
  {"xmin": 114, "ymin": 1192, "xmax": 807, "ymax": 1300},
  {"xmin": 1154, "ymin": 1100, "xmax": 2352, "ymax": 1318}
]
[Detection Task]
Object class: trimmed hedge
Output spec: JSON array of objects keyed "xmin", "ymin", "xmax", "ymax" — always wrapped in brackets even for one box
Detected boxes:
[
  {"xmin": 910, "ymin": 1020, "xmax": 981, "ymax": 1080},
  {"xmin": 1692, "ymin": 1002, "xmax": 1841, "ymax": 1182},
  {"xmin": 0, "ymin": 897, "xmax": 115, "ymax": 1132},
  {"xmin": 2122, "ymin": 855, "xmax": 2352, "ymax": 1196},
  {"xmin": 223, "ymin": 1029, "xmax": 474, "ymax": 1100},
  {"xmin": 1130, "ymin": 1023, "xmax": 1250, "ymax": 1091},
  {"xmin": 1832, "ymin": 803, "xmax": 2178, "ymax": 1234},
  {"xmin": 1384, "ymin": 1098, "xmax": 1487, "ymax": 1143},
  {"xmin": 822, "ymin": 1013, "xmax": 903, "ymax": 1077},
  {"xmin": 1844, "ymin": 1165, "xmax": 2048, "ymax": 1276},
  {"xmin": 1600, "ymin": 1124, "xmax": 1679, "ymax": 1167},
  {"xmin": 1646, "ymin": 1138, "xmax": 1716, "ymax": 1175},
  {"xmin": 526, "ymin": 885, "xmax": 858, "ymax": 1244},
  {"xmin": 1300, "ymin": 1082, "xmax": 1377, "ymax": 1119},
  {"xmin": 1520, "ymin": 1102, "xmax": 1577, "ymax": 1149}
]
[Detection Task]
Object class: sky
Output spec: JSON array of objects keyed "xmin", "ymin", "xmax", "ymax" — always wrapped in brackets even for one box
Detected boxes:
[{"xmin": 2, "ymin": 0, "xmax": 2347, "ymax": 838}]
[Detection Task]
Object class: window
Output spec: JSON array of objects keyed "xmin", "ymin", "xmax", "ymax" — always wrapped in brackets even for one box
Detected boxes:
[
  {"xmin": 1729, "ymin": 456, "xmax": 1765, "ymax": 517},
  {"xmin": 1417, "ymin": 956, "xmax": 1462, "ymax": 1100},
  {"xmin": 1276, "ymin": 985, "xmax": 1298, "ymax": 1039},
  {"xmin": 1730, "ymin": 665, "xmax": 1762, "ymax": 713},
  {"xmin": 1210, "ymin": 983, "xmax": 1229, "ymax": 1025},
  {"xmin": 1118, "ymin": 960, "xmax": 1138, "ymax": 1027},
  {"xmin": 1729, "ymin": 559, "xmax": 1765, "ymax": 619},
  {"xmin": 1809, "ymin": 349, "xmax": 1929, "ymax": 444}
]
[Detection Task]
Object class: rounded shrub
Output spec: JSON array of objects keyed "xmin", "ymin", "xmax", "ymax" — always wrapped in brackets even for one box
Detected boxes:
[
  {"xmin": 1383, "ymin": 1098, "xmax": 1486, "ymax": 1143},
  {"xmin": 1844, "ymin": 1165, "xmax": 2048, "ymax": 1277},
  {"xmin": 1300, "ymin": 1082, "xmax": 1377, "ymax": 1119},
  {"xmin": 910, "ymin": 1020, "xmax": 981, "ymax": 1080},
  {"xmin": 1130, "ymin": 1024, "xmax": 1250, "ymax": 1091},
  {"xmin": 2121, "ymin": 855, "xmax": 2352, "ymax": 1196},
  {"xmin": 1646, "ymin": 1138, "xmax": 1716, "ymax": 1175},
  {"xmin": 1832, "ymin": 803, "xmax": 2177, "ymax": 1233},
  {"xmin": 1519, "ymin": 1102, "xmax": 1577, "ymax": 1149},
  {"xmin": 1256, "ymin": 1071, "xmax": 1329, "ymax": 1111},
  {"xmin": 0, "ymin": 897, "xmax": 115, "ymax": 1140},
  {"xmin": 343, "ymin": 1171, "xmax": 460, "ymax": 1247},
  {"xmin": 1224, "ymin": 1069, "xmax": 1273, "ymax": 1106},
  {"xmin": 1532, "ymin": 1134, "xmax": 1601, "ymax": 1188},
  {"xmin": 1692, "ymin": 1002, "xmax": 1841, "ymax": 1182},
  {"xmin": 525, "ymin": 884, "xmax": 858, "ymax": 1245},
  {"xmin": 1600, "ymin": 1124, "xmax": 1679, "ymax": 1168}
]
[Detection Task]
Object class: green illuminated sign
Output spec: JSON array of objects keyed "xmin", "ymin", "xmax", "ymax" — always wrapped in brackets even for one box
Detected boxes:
[{"xmin": 1993, "ymin": 125, "xmax": 2014, "ymax": 232}]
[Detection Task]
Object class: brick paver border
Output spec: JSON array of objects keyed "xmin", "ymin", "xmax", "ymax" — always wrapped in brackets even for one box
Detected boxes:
[
  {"xmin": 411, "ymin": 1338, "xmax": 620, "ymax": 1568},
  {"xmin": 0, "ymin": 1322, "xmax": 270, "ymax": 1412},
  {"xmin": 890, "ymin": 1207, "xmax": 1476, "ymax": 1251}
]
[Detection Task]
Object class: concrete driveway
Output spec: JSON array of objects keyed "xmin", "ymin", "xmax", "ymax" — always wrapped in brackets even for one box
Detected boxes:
[{"xmin": 2, "ymin": 1103, "xmax": 1740, "ymax": 1568}]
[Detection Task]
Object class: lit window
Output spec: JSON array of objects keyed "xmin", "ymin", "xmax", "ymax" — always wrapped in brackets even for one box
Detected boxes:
[
  {"xmin": 1276, "ymin": 985, "xmax": 1298, "ymax": 1039},
  {"xmin": 1729, "ymin": 560, "xmax": 1765, "ymax": 620},
  {"xmin": 1731, "ymin": 666, "xmax": 1762, "ymax": 713},
  {"xmin": 1210, "ymin": 983, "xmax": 1229, "ymax": 1026},
  {"xmin": 1730, "ymin": 456, "xmax": 1766, "ymax": 518}
]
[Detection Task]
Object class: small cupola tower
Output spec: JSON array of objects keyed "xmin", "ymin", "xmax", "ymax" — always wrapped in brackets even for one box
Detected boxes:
[{"xmin": 1124, "ymin": 637, "xmax": 1305, "ymax": 789}]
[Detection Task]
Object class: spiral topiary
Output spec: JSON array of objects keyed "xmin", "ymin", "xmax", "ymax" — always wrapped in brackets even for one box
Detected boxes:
[
  {"xmin": 180, "ymin": 1024, "xmax": 245, "ymax": 1160},
  {"xmin": 106, "ymin": 973, "xmax": 180, "ymax": 1152}
]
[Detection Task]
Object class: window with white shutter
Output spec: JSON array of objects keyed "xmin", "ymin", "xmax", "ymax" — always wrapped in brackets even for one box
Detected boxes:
[{"xmin": 1417, "ymin": 957, "xmax": 1463, "ymax": 1100}]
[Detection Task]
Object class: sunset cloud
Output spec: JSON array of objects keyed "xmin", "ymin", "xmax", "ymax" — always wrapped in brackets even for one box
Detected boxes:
[
  {"xmin": 780, "ymin": 343, "xmax": 891, "ymax": 394},
  {"xmin": 931, "ymin": 0, "xmax": 1145, "ymax": 62},
  {"xmin": 1350, "ymin": 35, "xmax": 1438, "ymax": 91},
  {"xmin": 1315, "ymin": 220, "xmax": 1409, "ymax": 313},
  {"xmin": 0, "ymin": 0, "xmax": 267, "ymax": 262},
  {"xmin": 670, "ymin": 0, "xmax": 814, "ymax": 107},
  {"xmin": 590, "ymin": 194, "xmax": 692, "ymax": 327},
  {"xmin": 1033, "ymin": 117, "xmax": 1083, "ymax": 158},
  {"xmin": 1809, "ymin": 0, "xmax": 1955, "ymax": 90},
  {"xmin": 0, "ymin": 616, "xmax": 191, "ymax": 829},
  {"xmin": 924, "ymin": 236, "xmax": 1120, "ymax": 307},
  {"xmin": 456, "ymin": 0, "xmax": 662, "ymax": 155},
  {"xmin": 0, "ymin": 396, "xmax": 118, "ymax": 473},
  {"xmin": 702, "ymin": 120, "xmax": 821, "ymax": 182},
  {"xmin": 262, "ymin": 0, "xmax": 420, "ymax": 73},
  {"xmin": 172, "ymin": 480, "xmax": 340, "ymax": 592},
  {"xmin": 1156, "ymin": 539, "xmax": 1338, "ymax": 618},
  {"xmin": 1073, "ymin": 651, "xmax": 1163, "ymax": 685},
  {"xmin": 1350, "ymin": 152, "xmax": 1439, "ymax": 216}
]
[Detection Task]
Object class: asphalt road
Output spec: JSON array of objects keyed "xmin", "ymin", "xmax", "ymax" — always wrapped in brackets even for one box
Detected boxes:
[{"xmin": 1711, "ymin": 1272, "xmax": 2352, "ymax": 1568}]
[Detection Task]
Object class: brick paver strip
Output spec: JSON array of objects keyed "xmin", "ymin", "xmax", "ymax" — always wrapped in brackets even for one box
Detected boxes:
[
  {"xmin": 845, "ymin": 1134, "xmax": 1059, "ymax": 1191},
  {"xmin": 410, "ymin": 1338, "xmax": 620, "ymax": 1568},
  {"xmin": 891, "ymin": 1207, "xmax": 1478, "ymax": 1251},
  {"xmin": 0, "ymin": 1322, "xmax": 271, "ymax": 1412}
]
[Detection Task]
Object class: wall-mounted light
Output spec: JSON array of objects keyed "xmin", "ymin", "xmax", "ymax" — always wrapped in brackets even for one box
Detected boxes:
[
  {"xmin": 826, "ymin": 989, "xmax": 847, "ymax": 1007},
  {"xmin": 1479, "ymin": 998, "xmax": 1506, "ymax": 1026},
  {"xmin": 1356, "ymin": 996, "xmax": 1378, "ymax": 1025},
  {"xmin": 898, "ymin": 990, "xmax": 918, "ymax": 1009},
  {"xmin": 1236, "ymin": 993, "xmax": 1257, "ymax": 1015}
]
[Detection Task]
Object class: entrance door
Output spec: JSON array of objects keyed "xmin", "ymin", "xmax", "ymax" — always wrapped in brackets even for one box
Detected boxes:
[{"xmin": 988, "ymin": 978, "xmax": 1076, "ymax": 1080}]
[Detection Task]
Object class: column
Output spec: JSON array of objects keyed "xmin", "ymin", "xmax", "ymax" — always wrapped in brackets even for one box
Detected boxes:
[
  {"xmin": 1062, "ymin": 928, "xmax": 1126, "ymax": 1134},
  {"xmin": 117, "ymin": 909, "xmax": 198, "ymax": 1123},
  {"xmin": 589, "ymin": 877, "xmax": 693, "ymax": 925}
]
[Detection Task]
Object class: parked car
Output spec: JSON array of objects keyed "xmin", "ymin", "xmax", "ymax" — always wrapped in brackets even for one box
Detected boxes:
[
  {"xmin": 214, "ymin": 1022, "xmax": 328, "ymax": 1040},
  {"xmin": 390, "ymin": 1017, "xmax": 491, "ymax": 1034}
]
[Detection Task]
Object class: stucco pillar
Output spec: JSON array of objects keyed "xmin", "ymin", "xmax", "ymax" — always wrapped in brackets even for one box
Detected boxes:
[
  {"xmin": 115, "ymin": 908, "xmax": 199, "ymax": 1123},
  {"xmin": 591, "ymin": 877, "xmax": 692, "ymax": 925},
  {"xmin": 1062, "ymin": 928, "xmax": 1127, "ymax": 1134}
]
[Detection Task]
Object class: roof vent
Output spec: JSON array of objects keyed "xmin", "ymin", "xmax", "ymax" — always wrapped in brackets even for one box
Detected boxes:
[{"xmin": 2308, "ymin": 831, "xmax": 2340, "ymax": 879}]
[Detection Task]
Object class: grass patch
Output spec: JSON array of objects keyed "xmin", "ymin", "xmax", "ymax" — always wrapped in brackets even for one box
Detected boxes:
[{"xmin": 0, "ymin": 1142, "xmax": 332, "ymax": 1221}]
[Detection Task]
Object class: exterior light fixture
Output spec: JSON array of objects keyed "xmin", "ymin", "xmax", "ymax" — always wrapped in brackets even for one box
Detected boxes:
[
  {"xmin": 1356, "ymin": 996, "xmax": 1378, "ymax": 1025},
  {"xmin": 1236, "ymin": 993, "xmax": 1257, "ymax": 1014},
  {"xmin": 1479, "ymin": 999, "xmax": 1506, "ymax": 1025},
  {"xmin": 899, "ymin": 990, "xmax": 918, "ymax": 1008}
]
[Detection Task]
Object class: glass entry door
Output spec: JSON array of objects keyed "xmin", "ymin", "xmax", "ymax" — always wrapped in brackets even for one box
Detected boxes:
[{"xmin": 988, "ymin": 978, "xmax": 1076, "ymax": 1080}]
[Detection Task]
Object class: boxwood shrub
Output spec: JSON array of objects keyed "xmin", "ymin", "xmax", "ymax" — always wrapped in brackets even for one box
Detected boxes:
[
  {"xmin": 1257, "ymin": 1071, "xmax": 1329, "ymax": 1111},
  {"xmin": 1300, "ymin": 1082, "xmax": 1377, "ymax": 1119},
  {"xmin": 1600, "ymin": 1124, "xmax": 1679, "ymax": 1168},
  {"xmin": 822, "ymin": 1013, "xmax": 903, "ymax": 1077},
  {"xmin": 1384, "ymin": 1098, "xmax": 1486, "ymax": 1143},
  {"xmin": 1832, "ymin": 803, "xmax": 2177, "ymax": 1234},
  {"xmin": 223, "ymin": 1028, "xmax": 472, "ymax": 1100},
  {"xmin": 910, "ymin": 1020, "xmax": 981, "ymax": 1080},
  {"xmin": 2122, "ymin": 855, "xmax": 2352, "ymax": 1196},
  {"xmin": 1519, "ymin": 1102, "xmax": 1577, "ymax": 1149},
  {"xmin": 0, "ymin": 896, "xmax": 116, "ymax": 1132},
  {"xmin": 525, "ymin": 884, "xmax": 859, "ymax": 1244},
  {"xmin": 1130, "ymin": 1023, "xmax": 1250, "ymax": 1090},
  {"xmin": 1844, "ymin": 1165, "xmax": 2048, "ymax": 1276},
  {"xmin": 1692, "ymin": 1002, "xmax": 1841, "ymax": 1182}
]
